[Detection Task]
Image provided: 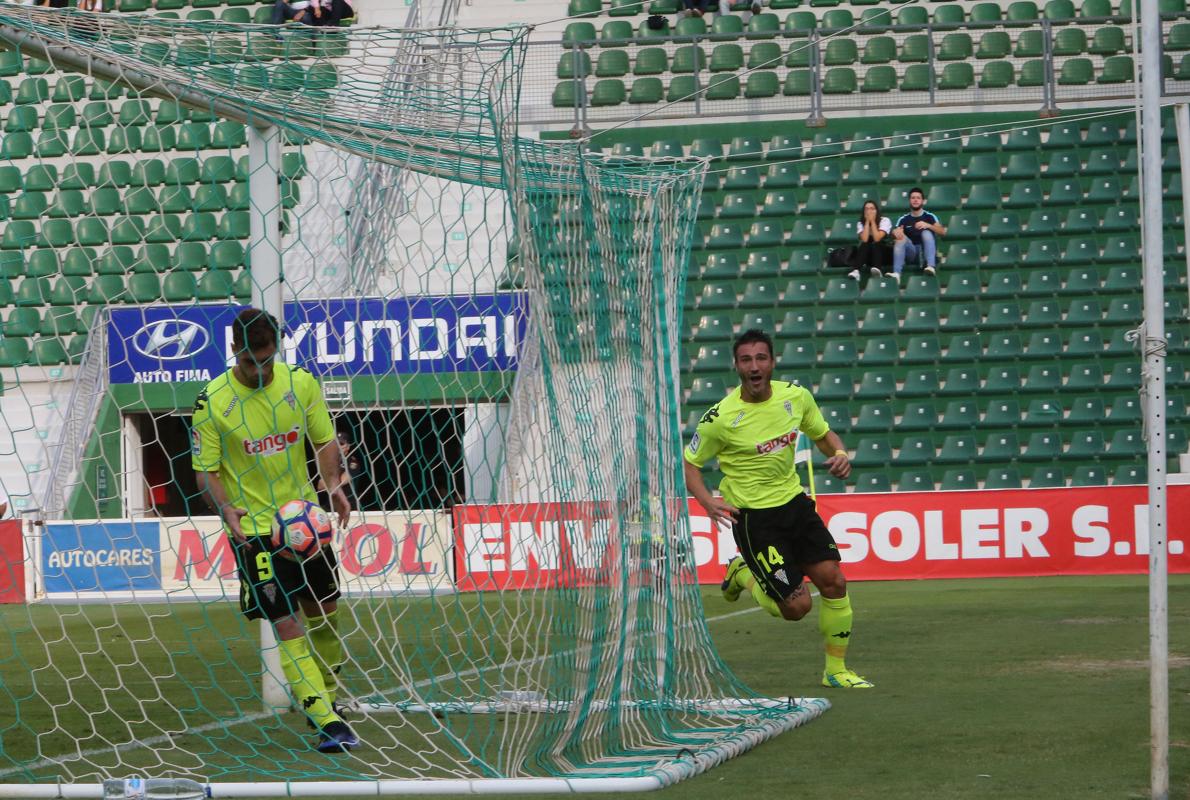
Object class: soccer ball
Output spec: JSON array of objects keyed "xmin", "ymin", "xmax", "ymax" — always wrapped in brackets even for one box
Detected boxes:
[{"xmin": 270, "ymin": 500, "xmax": 333, "ymax": 560}]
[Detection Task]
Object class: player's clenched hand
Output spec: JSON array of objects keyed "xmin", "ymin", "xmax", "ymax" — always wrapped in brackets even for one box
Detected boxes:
[
  {"xmin": 825, "ymin": 452, "xmax": 851, "ymax": 480},
  {"xmin": 330, "ymin": 487, "xmax": 352, "ymax": 527},
  {"xmin": 222, "ymin": 507, "xmax": 249, "ymax": 543},
  {"xmin": 705, "ymin": 497, "xmax": 738, "ymax": 529}
]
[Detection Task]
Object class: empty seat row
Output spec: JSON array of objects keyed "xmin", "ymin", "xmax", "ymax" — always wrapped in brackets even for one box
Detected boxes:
[
  {"xmin": 0, "ymin": 270, "xmax": 249, "ymax": 313},
  {"xmin": 0, "ymin": 241, "xmax": 246, "ymax": 279},
  {"xmin": 0, "ymin": 181, "xmax": 300, "ymax": 218},
  {"xmin": 565, "ymin": 0, "xmax": 1188, "ymax": 33},
  {"xmin": 597, "ymin": 113, "xmax": 1173, "ymax": 160},
  {"xmin": 0, "ymin": 154, "xmax": 307, "ymax": 192}
]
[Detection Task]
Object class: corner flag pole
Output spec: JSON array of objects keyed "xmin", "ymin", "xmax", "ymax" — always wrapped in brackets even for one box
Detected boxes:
[{"xmin": 1139, "ymin": 1, "xmax": 1169, "ymax": 797}]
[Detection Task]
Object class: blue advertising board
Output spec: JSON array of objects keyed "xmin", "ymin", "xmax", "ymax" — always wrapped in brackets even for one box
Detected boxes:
[
  {"xmin": 42, "ymin": 522, "xmax": 161, "ymax": 593},
  {"xmin": 107, "ymin": 295, "xmax": 527, "ymax": 384}
]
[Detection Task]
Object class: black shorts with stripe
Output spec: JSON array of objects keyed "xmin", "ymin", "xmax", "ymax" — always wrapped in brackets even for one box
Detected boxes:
[
  {"xmin": 734, "ymin": 491, "xmax": 841, "ymax": 602},
  {"xmin": 233, "ymin": 535, "xmax": 341, "ymax": 621}
]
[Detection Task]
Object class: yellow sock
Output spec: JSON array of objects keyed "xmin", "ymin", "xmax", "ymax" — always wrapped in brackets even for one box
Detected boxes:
[
  {"xmin": 278, "ymin": 636, "xmax": 338, "ymax": 728},
  {"xmin": 739, "ymin": 569, "xmax": 782, "ymax": 619},
  {"xmin": 819, "ymin": 594, "xmax": 853, "ymax": 675},
  {"xmin": 306, "ymin": 610, "xmax": 342, "ymax": 704}
]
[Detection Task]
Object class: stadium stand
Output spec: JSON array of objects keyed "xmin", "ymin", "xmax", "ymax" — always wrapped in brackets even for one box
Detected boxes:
[
  {"xmin": 571, "ymin": 109, "xmax": 1190, "ymax": 490},
  {"xmin": 553, "ymin": 0, "xmax": 1190, "ymax": 109}
]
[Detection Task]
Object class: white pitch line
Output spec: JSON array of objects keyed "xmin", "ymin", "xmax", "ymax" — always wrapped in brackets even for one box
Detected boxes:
[{"xmin": 1, "ymin": 605, "xmax": 765, "ymax": 778}]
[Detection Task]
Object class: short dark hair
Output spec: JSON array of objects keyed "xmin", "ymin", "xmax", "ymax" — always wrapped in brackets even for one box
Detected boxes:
[
  {"xmin": 908, "ymin": 187, "xmax": 925, "ymax": 199},
  {"xmin": 231, "ymin": 308, "xmax": 281, "ymax": 353},
  {"xmin": 732, "ymin": 328, "xmax": 774, "ymax": 359}
]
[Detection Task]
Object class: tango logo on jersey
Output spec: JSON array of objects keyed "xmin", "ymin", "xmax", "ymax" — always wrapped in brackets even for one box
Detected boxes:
[
  {"xmin": 242, "ymin": 426, "xmax": 302, "ymax": 456},
  {"xmin": 756, "ymin": 428, "xmax": 798, "ymax": 455}
]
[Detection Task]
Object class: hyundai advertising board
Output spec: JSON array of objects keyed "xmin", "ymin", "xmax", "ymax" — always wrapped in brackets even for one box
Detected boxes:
[{"xmin": 107, "ymin": 296, "xmax": 527, "ymax": 384}]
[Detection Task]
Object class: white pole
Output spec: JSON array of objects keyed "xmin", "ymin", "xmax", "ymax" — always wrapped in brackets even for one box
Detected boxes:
[
  {"xmin": 1139, "ymin": 2, "xmax": 1169, "ymax": 799},
  {"xmin": 247, "ymin": 121, "xmax": 287, "ymax": 711},
  {"xmin": 247, "ymin": 123, "xmax": 283, "ymax": 318},
  {"xmin": 1177, "ymin": 103, "xmax": 1190, "ymax": 312}
]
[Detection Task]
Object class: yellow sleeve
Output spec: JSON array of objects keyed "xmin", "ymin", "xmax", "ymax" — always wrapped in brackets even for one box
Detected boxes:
[
  {"xmin": 190, "ymin": 388, "xmax": 222, "ymax": 472},
  {"xmin": 683, "ymin": 404, "xmax": 723, "ymax": 468},
  {"xmin": 300, "ymin": 369, "xmax": 335, "ymax": 446},
  {"xmin": 798, "ymin": 388, "xmax": 831, "ymax": 441}
]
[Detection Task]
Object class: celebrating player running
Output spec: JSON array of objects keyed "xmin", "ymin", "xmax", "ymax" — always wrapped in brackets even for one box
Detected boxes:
[{"xmin": 683, "ymin": 328, "xmax": 872, "ymax": 689}]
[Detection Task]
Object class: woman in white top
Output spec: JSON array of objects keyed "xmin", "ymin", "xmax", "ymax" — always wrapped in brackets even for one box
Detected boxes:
[{"xmin": 849, "ymin": 199, "xmax": 892, "ymax": 280}]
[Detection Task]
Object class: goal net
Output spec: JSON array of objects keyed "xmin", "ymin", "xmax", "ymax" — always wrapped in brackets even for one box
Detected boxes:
[{"xmin": 0, "ymin": 6, "xmax": 827, "ymax": 793}]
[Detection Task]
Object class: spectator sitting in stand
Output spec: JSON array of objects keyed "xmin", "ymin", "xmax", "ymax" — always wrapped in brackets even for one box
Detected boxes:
[
  {"xmin": 847, "ymin": 199, "xmax": 892, "ymax": 281},
  {"xmin": 891, "ymin": 186, "xmax": 946, "ymax": 280}
]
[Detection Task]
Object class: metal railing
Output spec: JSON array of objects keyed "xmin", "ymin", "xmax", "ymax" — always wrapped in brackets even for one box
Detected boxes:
[
  {"xmin": 521, "ymin": 15, "xmax": 1190, "ymax": 129},
  {"xmin": 40, "ymin": 308, "xmax": 108, "ymax": 520}
]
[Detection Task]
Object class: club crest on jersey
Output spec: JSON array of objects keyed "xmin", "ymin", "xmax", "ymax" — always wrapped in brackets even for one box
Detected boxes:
[
  {"xmin": 243, "ymin": 425, "xmax": 302, "ymax": 456},
  {"xmin": 784, "ymin": 400, "xmax": 793, "ymax": 417},
  {"xmin": 756, "ymin": 428, "xmax": 798, "ymax": 455},
  {"xmin": 191, "ymin": 429, "xmax": 201, "ymax": 455},
  {"xmin": 731, "ymin": 411, "xmax": 745, "ymax": 427},
  {"xmin": 283, "ymin": 391, "xmax": 297, "ymax": 410}
]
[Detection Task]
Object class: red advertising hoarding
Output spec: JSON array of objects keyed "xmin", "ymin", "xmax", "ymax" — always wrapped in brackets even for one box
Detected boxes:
[
  {"xmin": 454, "ymin": 486, "xmax": 1190, "ymax": 590},
  {"xmin": 0, "ymin": 519, "xmax": 24, "ymax": 603}
]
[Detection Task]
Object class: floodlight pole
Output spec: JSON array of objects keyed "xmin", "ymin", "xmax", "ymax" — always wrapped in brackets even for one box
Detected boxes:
[
  {"xmin": 1139, "ymin": 1, "xmax": 1169, "ymax": 798},
  {"xmin": 247, "ymin": 121, "xmax": 289, "ymax": 712}
]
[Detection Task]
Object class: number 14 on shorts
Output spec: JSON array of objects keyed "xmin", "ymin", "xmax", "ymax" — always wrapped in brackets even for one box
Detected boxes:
[{"xmin": 755, "ymin": 545, "xmax": 784, "ymax": 574}]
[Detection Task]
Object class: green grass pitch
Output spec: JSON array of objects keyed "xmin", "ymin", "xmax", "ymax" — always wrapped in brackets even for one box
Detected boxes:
[{"xmin": 0, "ymin": 575, "xmax": 1186, "ymax": 798}]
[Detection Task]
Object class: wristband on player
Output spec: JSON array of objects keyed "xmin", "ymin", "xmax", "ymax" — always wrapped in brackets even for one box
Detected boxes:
[{"xmin": 833, "ymin": 449, "xmax": 848, "ymax": 458}]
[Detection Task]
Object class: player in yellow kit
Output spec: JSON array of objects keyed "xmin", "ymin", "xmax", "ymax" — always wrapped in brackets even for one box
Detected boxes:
[
  {"xmin": 683, "ymin": 328, "xmax": 872, "ymax": 689},
  {"xmin": 191, "ymin": 308, "xmax": 359, "ymax": 751}
]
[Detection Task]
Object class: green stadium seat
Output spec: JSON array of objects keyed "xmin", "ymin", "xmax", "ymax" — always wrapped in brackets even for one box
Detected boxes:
[
  {"xmin": 1053, "ymin": 27, "xmax": 1088, "ymax": 56},
  {"xmin": 977, "ymin": 31, "xmax": 1012, "ymax": 60},
  {"xmin": 901, "ymin": 65, "xmax": 933, "ymax": 91},
  {"xmin": 61, "ymin": 247, "xmax": 96, "ymax": 277},
  {"xmin": 1027, "ymin": 466, "xmax": 1065, "ymax": 488},
  {"xmin": 1099, "ymin": 55, "xmax": 1135, "ymax": 84},
  {"xmin": 14, "ymin": 277, "xmax": 50, "ymax": 308},
  {"xmin": 4, "ymin": 106, "xmax": 36, "ymax": 133},
  {"xmin": 676, "ymin": 16, "xmax": 707, "ymax": 36},
  {"xmin": 49, "ymin": 276, "xmax": 86, "ymax": 307},
  {"xmin": 1, "ymin": 221, "xmax": 37, "ymax": 250},
  {"xmin": 1007, "ymin": 0, "xmax": 1041, "ymax": 23},
  {"xmin": 706, "ymin": 74, "xmax": 740, "ymax": 100},
  {"xmin": 4, "ymin": 306, "xmax": 40, "ymax": 337},
  {"xmin": 1058, "ymin": 58, "xmax": 1094, "ymax": 85},
  {"xmin": 985, "ymin": 332, "xmax": 1024, "ymax": 359},
  {"xmin": 629, "ymin": 78, "xmax": 664, "ymax": 103},
  {"xmin": 595, "ymin": 50, "xmax": 629, "ymax": 77},
  {"xmin": 861, "ymin": 36, "xmax": 896, "ymax": 64},
  {"xmin": 563, "ymin": 21, "xmax": 597, "ymax": 48},
  {"xmin": 938, "ymin": 33, "xmax": 973, "ymax": 61},
  {"xmin": 821, "ymin": 9, "xmax": 854, "ymax": 29},
  {"xmin": 938, "ymin": 400, "xmax": 980, "ymax": 431},
  {"xmin": 1091, "ymin": 26, "xmax": 1127, "ymax": 55},
  {"xmin": 15, "ymin": 77, "xmax": 48, "ymax": 105},
  {"xmin": 859, "ymin": 65, "xmax": 896, "ymax": 92},
  {"xmin": 668, "ymin": 75, "xmax": 701, "ymax": 103},
  {"xmin": 824, "ymin": 39, "xmax": 857, "ymax": 66},
  {"xmin": 633, "ymin": 48, "xmax": 667, "ymax": 76},
  {"xmin": 745, "ymin": 72, "xmax": 780, "ymax": 98},
  {"xmin": 894, "ymin": 435, "xmax": 936, "ymax": 466},
  {"xmin": 124, "ymin": 273, "xmax": 160, "ymax": 304},
  {"xmin": 899, "ymin": 335, "xmax": 939, "ymax": 365},
  {"xmin": 783, "ymin": 70, "xmax": 812, "ymax": 96},
  {"xmin": 196, "ymin": 270, "xmax": 235, "ymax": 301},
  {"xmin": 30, "ymin": 338, "xmax": 68, "ymax": 367}
]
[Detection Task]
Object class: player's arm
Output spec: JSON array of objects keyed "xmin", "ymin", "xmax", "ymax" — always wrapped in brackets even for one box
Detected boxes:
[
  {"xmin": 799, "ymin": 389, "xmax": 851, "ymax": 480},
  {"xmin": 315, "ymin": 440, "xmax": 350, "ymax": 525},
  {"xmin": 191, "ymin": 388, "xmax": 249, "ymax": 541},
  {"xmin": 300, "ymin": 369, "xmax": 351, "ymax": 525},
  {"xmin": 813, "ymin": 430, "xmax": 851, "ymax": 480},
  {"xmin": 683, "ymin": 407, "xmax": 737, "ymax": 528},
  {"xmin": 196, "ymin": 471, "xmax": 249, "ymax": 543}
]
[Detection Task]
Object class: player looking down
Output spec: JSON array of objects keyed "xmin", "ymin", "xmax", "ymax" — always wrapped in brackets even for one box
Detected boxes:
[
  {"xmin": 192, "ymin": 307, "xmax": 359, "ymax": 751},
  {"xmin": 683, "ymin": 328, "xmax": 873, "ymax": 689}
]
